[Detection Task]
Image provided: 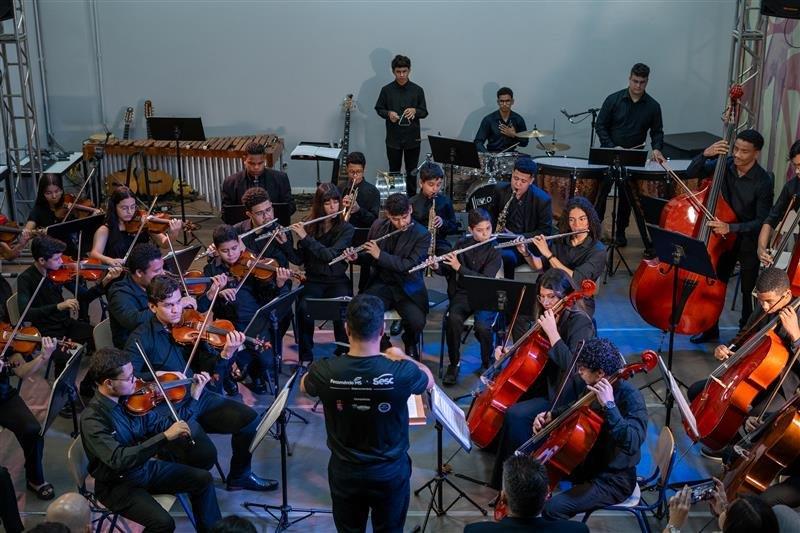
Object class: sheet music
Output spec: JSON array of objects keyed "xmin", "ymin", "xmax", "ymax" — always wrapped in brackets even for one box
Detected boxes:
[
  {"xmin": 430, "ymin": 385, "xmax": 472, "ymax": 452},
  {"xmin": 290, "ymin": 144, "xmax": 342, "ymax": 160},
  {"xmin": 658, "ymin": 355, "xmax": 699, "ymax": 439}
]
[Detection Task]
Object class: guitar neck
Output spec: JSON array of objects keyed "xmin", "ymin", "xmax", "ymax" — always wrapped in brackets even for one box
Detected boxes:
[{"xmin": 122, "ymin": 123, "xmax": 131, "ymax": 141}]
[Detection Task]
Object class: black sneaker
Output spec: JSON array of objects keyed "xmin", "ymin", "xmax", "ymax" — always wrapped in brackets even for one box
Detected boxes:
[
  {"xmin": 390, "ymin": 320, "xmax": 402, "ymax": 336},
  {"xmin": 443, "ymin": 364, "xmax": 458, "ymax": 386},
  {"xmin": 690, "ymin": 327, "xmax": 720, "ymax": 344},
  {"xmin": 615, "ymin": 234, "xmax": 628, "ymax": 247},
  {"xmin": 222, "ymin": 376, "xmax": 239, "ymax": 396}
]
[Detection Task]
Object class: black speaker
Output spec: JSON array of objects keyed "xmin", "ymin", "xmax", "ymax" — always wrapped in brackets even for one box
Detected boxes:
[{"xmin": 761, "ymin": 0, "xmax": 800, "ymax": 19}]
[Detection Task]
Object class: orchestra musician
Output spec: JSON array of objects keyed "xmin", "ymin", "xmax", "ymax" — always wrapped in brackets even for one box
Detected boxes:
[
  {"xmin": 489, "ymin": 156, "xmax": 553, "ymax": 278},
  {"xmin": 301, "ymin": 294, "xmax": 433, "ymax": 533},
  {"xmin": 531, "ymin": 338, "xmax": 647, "ymax": 520},
  {"xmin": 375, "ymin": 54, "xmax": 428, "ymax": 197},
  {"xmin": 489, "ymin": 269, "xmax": 595, "ymax": 490},
  {"xmin": 473, "ymin": 87, "xmax": 529, "ymax": 153},
  {"xmin": 595, "ymin": 62, "xmax": 665, "ymax": 247},
  {"xmin": 757, "ymin": 139, "xmax": 800, "ymax": 265},
  {"xmin": 79, "ymin": 347, "xmax": 222, "ymax": 532},
  {"xmin": 687, "ymin": 129, "xmax": 774, "ymax": 343},
  {"xmin": 0, "ymin": 337, "xmax": 57, "ymax": 502},
  {"xmin": 231, "ymin": 187, "xmax": 295, "ymax": 264},
  {"xmin": 339, "ymin": 151, "xmax": 381, "ymax": 231},
  {"xmin": 290, "ymin": 183, "xmax": 354, "ymax": 362},
  {"xmin": 519, "ymin": 196, "xmax": 606, "ymax": 315},
  {"xmin": 221, "ymin": 142, "xmax": 295, "ymax": 226},
  {"xmin": 439, "ymin": 208, "xmax": 501, "ymax": 385},
  {"xmin": 343, "ymin": 193, "xmax": 431, "ymax": 360},
  {"xmin": 409, "ymin": 161, "xmax": 458, "ymax": 256},
  {"xmin": 124, "ymin": 275, "xmax": 278, "ymax": 492}
]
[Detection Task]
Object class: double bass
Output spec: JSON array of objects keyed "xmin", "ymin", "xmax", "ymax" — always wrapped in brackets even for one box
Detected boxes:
[
  {"xmin": 630, "ymin": 85, "xmax": 743, "ymax": 334},
  {"xmin": 467, "ymin": 280, "xmax": 596, "ymax": 448}
]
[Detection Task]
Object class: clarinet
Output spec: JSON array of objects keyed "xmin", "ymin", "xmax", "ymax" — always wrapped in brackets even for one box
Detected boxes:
[{"xmin": 425, "ymin": 197, "xmax": 436, "ymax": 277}]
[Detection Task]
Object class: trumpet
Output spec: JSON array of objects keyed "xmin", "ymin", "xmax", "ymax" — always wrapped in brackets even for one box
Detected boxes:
[
  {"xmin": 493, "ymin": 229, "xmax": 590, "ymax": 249},
  {"xmin": 342, "ymin": 179, "xmax": 358, "ymax": 222},
  {"xmin": 408, "ymin": 235, "xmax": 498, "ymax": 273},
  {"xmin": 329, "ymin": 223, "xmax": 408, "ymax": 265},
  {"xmin": 425, "ymin": 197, "xmax": 436, "ymax": 277},
  {"xmin": 254, "ymin": 210, "xmax": 345, "ymax": 242}
]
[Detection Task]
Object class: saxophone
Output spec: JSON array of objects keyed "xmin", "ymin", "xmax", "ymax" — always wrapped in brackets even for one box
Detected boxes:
[
  {"xmin": 425, "ymin": 197, "xmax": 436, "ymax": 277},
  {"xmin": 495, "ymin": 193, "xmax": 514, "ymax": 233}
]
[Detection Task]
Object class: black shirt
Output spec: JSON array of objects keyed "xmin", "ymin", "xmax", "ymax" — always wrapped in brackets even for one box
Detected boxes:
[
  {"xmin": 107, "ymin": 274, "xmax": 151, "ymax": 349},
  {"xmin": 202, "ymin": 258, "xmax": 276, "ymax": 332},
  {"xmin": 26, "ymin": 204, "xmax": 59, "ymax": 228},
  {"xmin": 473, "ymin": 110, "xmax": 528, "ymax": 153},
  {"xmin": 232, "ymin": 218, "xmax": 295, "ymax": 264},
  {"xmin": 340, "ymin": 180, "xmax": 381, "ymax": 231},
  {"xmin": 221, "ymin": 169, "xmax": 296, "ymax": 226},
  {"xmin": 764, "ymin": 176, "xmax": 800, "ymax": 228},
  {"xmin": 464, "ymin": 515, "xmax": 588, "ymax": 533},
  {"xmin": 294, "ymin": 222, "xmax": 354, "ymax": 283},
  {"xmin": 304, "ymin": 354, "xmax": 428, "ymax": 465},
  {"xmin": 596, "ymin": 88, "xmax": 664, "ymax": 150},
  {"xmin": 409, "ymin": 192, "xmax": 459, "ymax": 238},
  {"xmin": 543, "ymin": 237, "xmax": 607, "ymax": 315},
  {"xmin": 490, "ymin": 183, "xmax": 553, "ymax": 237},
  {"xmin": 374, "ymin": 80, "xmax": 428, "ymax": 149},
  {"xmin": 102, "ymin": 223, "xmax": 149, "ymax": 260},
  {"xmin": 440, "ymin": 236, "xmax": 501, "ymax": 299}
]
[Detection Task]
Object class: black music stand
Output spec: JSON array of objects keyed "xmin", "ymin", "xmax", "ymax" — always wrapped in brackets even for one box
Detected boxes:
[
  {"xmin": 221, "ymin": 204, "xmax": 247, "ymax": 225},
  {"xmin": 304, "ymin": 296, "xmax": 352, "ymax": 412},
  {"xmin": 147, "ymin": 116, "xmax": 206, "ymax": 246},
  {"xmin": 428, "ymin": 136, "xmax": 482, "ymax": 198},
  {"xmin": 46, "ymin": 213, "xmax": 104, "ymax": 256},
  {"xmin": 162, "ymin": 244, "xmax": 201, "ymax": 276},
  {"xmin": 40, "ymin": 346, "xmax": 85, "ymax": 438},
  {"xmin": 647, "ymin": 224, "xmax": 716, "ymax": 427},
  {"xmin": 243, "ymin": 371, "xmax": 331, "ymax": 531},
  {"xmin": 463, "ymin": 275, "xmax": 538, "ymax": 314},
  {"xmin": 589, "ymin": 147, "xmax": 648, "ymax": 282}
]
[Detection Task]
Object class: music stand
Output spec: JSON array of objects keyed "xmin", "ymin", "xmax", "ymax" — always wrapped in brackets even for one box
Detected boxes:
[
  {"xmin": 647, "ymin": 224, "xmax": 716, "ymax": 427},
  {"xmin": 463, "ymin": 275, "xmax": 538, "ymax": 314},
  {"xmin": 46, "ymin": 214, "xmax": 104, "ymax": 256},
  {"xmin": 413, "ymin": 386, "xmax": 486, "ymax": 532},
  {"xmin": 304, "ymin": 296, "xmax": 352, "ymax": 412},
  {"xmin": 588, "ymin": 147, "xmax": 648, "ymax": 282},
  {"xmin": 162, "ymin": 244, "xmax": 201, "ymax": 276},
  {"xmin": 428, "ymin": 136, "xmax": 482, "ymax": 198},
  {"xmin": 40, "ymin": 346, "xmax": 85, "ymax": 438},
  {"xmin": 221, "ymin": 204, "xmax": 248, "ymax": 225},
  {"xmin": 147, "ymin": 116, "xmax": 206, "ymax": 245},
  {"xmin": 243, "ymin": 370, "xmax": 331, "ymax": 531}
]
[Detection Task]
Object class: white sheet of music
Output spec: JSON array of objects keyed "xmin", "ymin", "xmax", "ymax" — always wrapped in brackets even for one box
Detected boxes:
[
  {"xmin": 430, "ymin": 385, "xmax": 472, "ymax": 452},
  {"xmin": 658, "ymin": 355, "xmax": 699, "ymax": 439},
  {"xmin": 290, "ymin": 145, "xmax": 341, "ymax": 160}
]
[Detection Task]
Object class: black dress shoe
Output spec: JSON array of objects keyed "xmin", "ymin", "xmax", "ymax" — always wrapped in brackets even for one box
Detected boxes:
[
  {"xmin": 249, "ymin": 376, "xmax": 268, "ymax": 395},
  {"xmin": 405, "ymin": 344, "xmax": 420, "ymax": 361},
  {"xmin": 614, "ymin": 234, "xmax": 628, "ymax": 247},
  {"xmin": 222, "ymin": 376, "xmax": 239, "ymax": 396},
  {"xmin": 443, "ymin": 364, "xmax": 458, "ymax": 386},
  {"xmin": 690, "ymin": 327, "xmax": 720, "ymax": 344},
  {"xmin": 390, "ymin": 320, "xmax": 402, "ymax": 336},
  {"xmin": 226, "ymin": 471, "xmax": 279, "ymax": 492}
]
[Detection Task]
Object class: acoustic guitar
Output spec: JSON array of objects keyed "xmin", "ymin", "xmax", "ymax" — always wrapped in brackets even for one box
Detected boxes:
[
  {"xmin": 132, "ymin": 100, "xmax": 175, "ymax": 197},
  {"xmin": 104, "ymin": 106, "xmax": 138, "ymax": 194}
]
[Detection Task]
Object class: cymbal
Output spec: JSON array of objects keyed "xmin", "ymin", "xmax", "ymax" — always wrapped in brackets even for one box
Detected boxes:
[
  {"xmin": 516, "ymin": 128, "xmax": 554, "ymax": 139},
  {"xmin": 536, "ymin": 142, "xmax": 571, "ymax": 152}
]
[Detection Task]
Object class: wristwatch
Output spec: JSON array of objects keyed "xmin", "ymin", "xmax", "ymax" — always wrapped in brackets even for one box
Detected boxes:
[{"xmin": 604, "ymin": 401, "xmax": 616, "ymax": 411}]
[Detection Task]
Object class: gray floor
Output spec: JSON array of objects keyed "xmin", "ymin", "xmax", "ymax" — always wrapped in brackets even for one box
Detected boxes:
[{"xmin": 2, "ymin": 221, "xmax": 733, "ymax": 532}]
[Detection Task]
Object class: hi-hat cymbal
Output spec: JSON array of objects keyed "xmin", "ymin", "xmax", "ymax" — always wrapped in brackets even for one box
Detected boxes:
[
  {"xmin": 516, "ymin": 128, "xmax": 554, "ymax": 139},
  {"xmin": 536, "ymin": 142, "xmax": 571, "ymax": 152}
]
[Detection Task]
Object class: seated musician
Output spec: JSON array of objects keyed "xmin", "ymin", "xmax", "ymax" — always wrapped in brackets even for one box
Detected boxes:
[
  {"xmin": 17, "ymin": 236, "xmax": 122, "ymax": 398},
  {"xmin": 79, "ymin": 347, "xmax": 223, "ymax": 531},
  {"xmin": 465, "ymin": 456, "xmax": 588, "ymax": 533},
  {"xmin": 0, "ymin": 213, "xmax": 31, "ymax": 261},
  {"xmin": 519, "ymin": 196, "xmax": 606, "ymax": 315},
  {"xmin": 532, "ymin": 338, "xmax": 647, "ymax": 520},
  {"xmin": 89, "ymin": 186, "xmax": 182, "ymax": 266},
  {"xmin": 409, "ymin": 161, "xmax": 458, "ymax": 256},
  {"xmin": 340, "ymin": 151, "xmax": 381, "ymax": 231},
  {"xmin": 473, "ymin": 86, "xmax": 529, "ymax": 153},
  {"xmin": 290, "ymin": 183, "xmax": 354, "ymax": 362},
  {"xmin": 439, "ymin": 208, "xmax": 501, "ymax": 385},
  {"xmin": 757, "ymin": 139, "xmax": 800, "ymax": 265},
  {"xmin": 124, "ymin": 274, "xmax": 278, "ymax": 491},
  {"xmin": 0, "ymin": 337, "xmax": 57, "ymax": 502},
  {"xmin": 489, "ymin": 269, "xmax": 595, "ymax": 490},
  {"xmin": 490, "ymin": 156, "xmax": 553, "ymax": 278},
  {"xmin": 343, "ymin": 193, "xmax": 431, "ymax": 360},
  {"xmin": 221, "ymin": 142, "xmax": 296, "ymax": 226},
  {"xmin": 687, "ymin": 129, "xmax": 773, "ymax": 343},
  {"xmin": 232, "ymin": 187, "xmax": 295, "ymax": 263}
]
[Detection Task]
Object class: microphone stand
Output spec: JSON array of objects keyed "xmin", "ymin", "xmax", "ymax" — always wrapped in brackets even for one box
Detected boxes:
[{"xmin": 564, "ymin": 108, "xmax": 600, "ymax": 148}]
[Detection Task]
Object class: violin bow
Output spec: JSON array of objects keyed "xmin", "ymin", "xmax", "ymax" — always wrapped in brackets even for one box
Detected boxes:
[
  {"xmin": 182, "ymin": 285, "xmax": 221, "ymax": 376},
  {"xmin": 135, "ymin": 341, "xmax": 195, "ymax": 446},
  {"xmin": 766, "ymin": 195, "xmax": 799, "ymax": 264},
  {"xmin": 74, "ymin": 234, "xmax": 82, "ymax": 314},
  {"xmin": 549, "ymin": 340, "xmax": 587, "ymax": 413},
  {"xmin": 165, "ymin": 234, "xmax": 190, "ymax": 298},
  {"xmin": 234, "ymin": 228, "xmax": 280, "ymax": 294},
  {"xmin": 657, "ymin": 160, "xmax": 716, "ymax": 223},
  {"xmin": 121, "ymin": 195, "xmax": 159, "ymax": 265},
  {"xmin": 0, "ymin": 275, "xmax": 46, "ymax": 362},
  {"xmin": 500, "ymin": 286, "xmax": 527, "ymax": 354},
  {"xmin": 61, "ymin": 155, "xmax": 102, "ymax": 222},
  {"xmin": 754, "ymin": 342, "xmax": 800, "ymax": 425}
]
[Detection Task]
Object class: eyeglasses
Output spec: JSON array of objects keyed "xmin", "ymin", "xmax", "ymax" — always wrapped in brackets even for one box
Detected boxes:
[
  {"xmin": 110, "ymin": 374, "xmax": 136, "ymax": 383},
  {"xmin": 251, "ymin": 207, "xmax": 273, "ymax": 218}
]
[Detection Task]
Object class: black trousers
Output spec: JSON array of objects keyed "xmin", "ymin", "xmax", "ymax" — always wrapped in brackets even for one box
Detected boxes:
[
  {"xmin": 328, "ymin": 455, "xmax": 411, "ymax": 533},
  {"xmin": 297, "ymin": 280, "xmax": 352, "ymax": 362},
  {"xmin": 716, "ymin": 245, "xmax": 759, "ymax": 330},
  {"xmin": 596, "ymin": 176, "xmax": 633, "ymax": 237},
  {"xmin": 489, "ymin": 396, "xmax": 551, "ymax": 489},
  {"xmin": 386, "ymin": 145, "xmax": 421, "ymax": 196},
  {"xmin": 500, "ymin": 248, "xmax": 526, "ymax": 279},
  {"xmin": 542, "ymin": 469, "xmax": 637, "ymax": 520},
  {"xmin": 363, "ymin": 281, "xmax": 426, "ymax": 349},
  {"xmin": 445, "ymin": 292, "xmax": 495, "ymax": 366},
  {"xmin": 761, "ymin": 461, "xmax": 800, "ymax": 507},
  {"xmin": 96, "ymin": 459, "xmax": 221, "ymax": 533},
  {"xmin": 0, "ymin": 465, "xmax": 23, "ymax": 533},
  {"xmin": 0, "ymin": 394, "xmax": 44, "ymax": 485},
  {"xmin": 45, "ymin": 318, "xmax": 95, "ymax": 397}
]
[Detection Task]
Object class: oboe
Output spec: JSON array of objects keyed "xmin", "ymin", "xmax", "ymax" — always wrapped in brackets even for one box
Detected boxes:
[
  {"xmin": 329, "ymin": 223, "xmax": 408, "ymax": 265},
  {"xmin": 409, "ymin": 235, "xmax": 498, "ymax": 273},
  {"xmin": 493, "ymin": 229, "xmax": 589, "ymax": 249}
]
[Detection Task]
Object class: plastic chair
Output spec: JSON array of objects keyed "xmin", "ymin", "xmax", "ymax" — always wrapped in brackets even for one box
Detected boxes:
[
  {"xmin": 93, "ymin": 318, "xmax": 113, "ymax": 350},
  {"xmin": 6, "ymin": 292, "xmax": 19, "ymax": 324}
]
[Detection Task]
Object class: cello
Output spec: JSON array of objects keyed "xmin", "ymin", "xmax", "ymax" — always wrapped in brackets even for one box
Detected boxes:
[
  {"xmin": 467, "ymin": 279, "xmax": 596, "ymax": 448},
  {"xmin": 630, "ymin": 85, "xmax": 743, "ymax": 334}
]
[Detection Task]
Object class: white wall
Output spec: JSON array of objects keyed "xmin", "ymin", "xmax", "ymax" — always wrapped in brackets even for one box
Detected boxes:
[{"xmin": 34, "ymin": 0, "xmax": 736, "ymax": 188}]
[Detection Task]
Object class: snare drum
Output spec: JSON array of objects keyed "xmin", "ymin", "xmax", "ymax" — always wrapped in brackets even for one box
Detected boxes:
[
  {"xmin": 375, "ymin": 171, "xmax": 405, "ymax": 204},
  {"xmin": 535, "ymin": 157, "xmax": 607, "ymax": 218},
  {"xmin": 466, "ymin": 179, "xmax": 497, "ymax": 212},
  {"xmin": 487, "ymin": 152, "xmax": 520, "ymax": 180},
  {"xmin": 625, "ymin": 159, "xmax": 696, "ymax": 199}
]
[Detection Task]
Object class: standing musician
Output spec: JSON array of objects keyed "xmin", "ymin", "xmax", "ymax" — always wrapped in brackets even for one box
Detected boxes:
[
  {"xmin": 409, "ymin": 161, "xmax": 458, "ymax": 256},
  {"xmin": 290, "ymin": 183, "xmax": 354, "ymax": 362},
  {"xmin": 473, "ymin": 87, "xmax": 529, "ymax": 153},
  {"xmin": 375, "ymin": 54, "xmax": 428, "ymax": 197},
  {"xmin": 201, "ymin": 225, "xmax": 292, "ymax": 395},
  {"xmin": 124, "ymin": 275, "xmax": 278, "ymax": 492},
  {"xmin": 531, "ymin": 338, "xmax": 647, "ymax": 520},
  {"xmin": 340, "ymin": 151, "xmax": 381, "ymax": 231},
  {"xmin": 439, "ymin": 208, "xmax": 501, "ymax": 385},
  {"xmin": 342, "ymin": 193, "xmax": 431, "ymax": 360},
  {"xmin": 221, "ymin": 142, "xmax": 295, "ymax": 226},
  {"xmin": 301, "ymin": 294, "xmax": 433, "ymax": 533},
  {"xmin": 89, "ymin": 186, "xmax": 182, "ymax": 266},
  {"xmin": 595, "ymin": 62, "xmax": 665, "ymax": 247},
  {"xmin": 79, "ymin": 347, "xmax": 223, "ymax": 531},
  {"xmin": 758, "ymin": 139, "xmax": 800, "ymax": 265},
  {"xmin": 519, "ymin": 196, "xmax": 606, "ymax": 315},
  {"xmin": 0, "ymin": 337, "xmax": 57, "ymax": 501},
  {"xmin": 688, "ymin": 129, "xmax": 774, "ymax": 343},
  {"xmin": 489, "ymin": 269, "xmax": 595, "ymax": 490},
  {"xmin": 490, "ymin": 156, "xmax": 553, "ymax": 278}
]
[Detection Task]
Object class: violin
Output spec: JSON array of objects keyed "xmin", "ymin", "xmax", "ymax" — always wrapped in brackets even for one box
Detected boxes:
[
  {"xmin": 123, "ymin": 372, "xmax": 195, "ymax": 415},
  {"xmin": 0, "ymin": 322, "xmax": 78, "ymax": 356},
  {"xmin": 55, "ymin": 194, "xmax": 103, "ymax": 221},
  {"xmin": 229, "ymin": 249, "xmax": 306, "ymax": 283},
  {"xmin": 172, "ymin": 270, "xmax": 219, "ymax": 296},
  {"xmin": 123, "ymin": 211, "xmax": 199, "ymax": 235},
  {"xmin": 170, "ymin": 308, "xmax": 272, "ymax": 351},
  {"xmin": 0, "ymin": 221, "xmax": 43, "ymax": 244},
  {"xmin": 48, "ymin": 256, "xmax": 123, "ymax": 284}
]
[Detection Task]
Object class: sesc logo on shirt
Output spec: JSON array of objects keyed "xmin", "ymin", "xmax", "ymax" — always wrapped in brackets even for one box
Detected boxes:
[{"xmin": 373, "ymin": 373, "xmax": 395, "ymax": 386}]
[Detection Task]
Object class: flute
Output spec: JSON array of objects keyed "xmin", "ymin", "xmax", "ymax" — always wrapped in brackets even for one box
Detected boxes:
[
  {"xmin": 254, "ymin": 210, "xmax": 345, "ymax": 242},
  {"xmin": 493, "ymin": 229, "xmax": 589, "ymax": 249},
  {"xmin": 329, "ymin": 224, "xmax": 408, "ymax": 265},
  {"xmin": 408, "ymin": 236, "xmax": 498, "ymax": 273}
]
